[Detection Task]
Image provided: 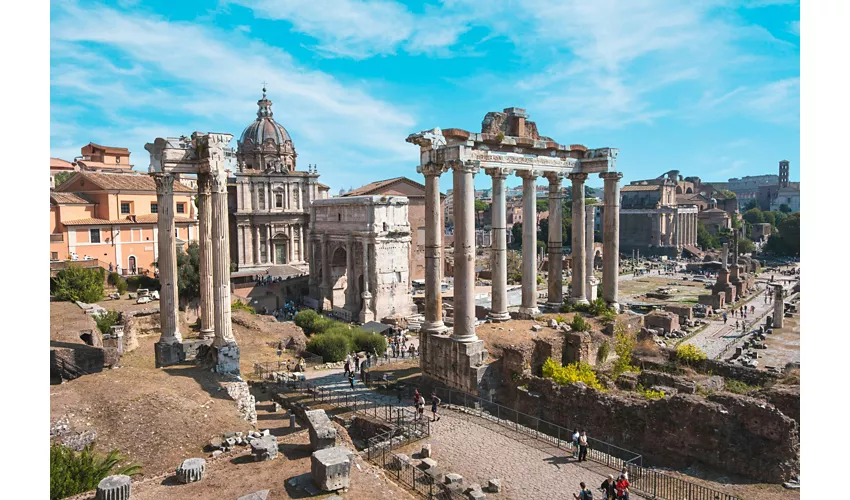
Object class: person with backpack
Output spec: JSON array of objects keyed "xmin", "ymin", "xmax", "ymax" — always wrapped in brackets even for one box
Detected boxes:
[
  {"xmin": 431, "ymin": 393, "xmax": 441, "ymax": 422},
  {"xmin": 600, "ymin": 475, "xmax": 616, "ymax": 500},
  {"xmin": 573, "ymin": 482, "xmax": 593, "ymax": 500}
]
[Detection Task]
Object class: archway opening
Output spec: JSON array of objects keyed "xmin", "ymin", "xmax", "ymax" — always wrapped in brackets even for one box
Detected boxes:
[{"xmin": 331, "ymin": 247, "xmax": 348, "ymax": 308}]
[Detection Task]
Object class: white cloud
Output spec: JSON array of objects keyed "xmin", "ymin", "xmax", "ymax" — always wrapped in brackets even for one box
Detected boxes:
[
  {"xmin": 50, "ymin": 1, "xmax": 418, "ymax": 187},
  {"xmin": 788, "ymin": 20, "xmax": 800, "ymax": 35}
]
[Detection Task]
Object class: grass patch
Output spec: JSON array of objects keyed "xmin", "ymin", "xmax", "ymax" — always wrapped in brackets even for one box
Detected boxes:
[
  {"xmin": 724, "ymin": 379, "xmax": 761, "ymax": 394},
  {"xmin": 636, "ymin": 384, "xmax": 666, "ymax": 400},
  {"xmin": 232, "ymin": 299, "xmax": 256, "ymax": 314},
  {"xmin": 50, "ymin": 444, "xmax": 141, "ymax": 500}
]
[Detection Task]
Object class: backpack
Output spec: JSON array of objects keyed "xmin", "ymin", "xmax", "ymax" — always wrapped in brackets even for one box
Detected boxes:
[{"xmin": 581, "ymin": 489, "xmax": 593, "ymax": 500}]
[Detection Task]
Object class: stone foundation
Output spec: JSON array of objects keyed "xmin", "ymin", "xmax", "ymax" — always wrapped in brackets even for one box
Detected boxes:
[
  {"xmin": 214, "ymin": 342, "xmax": 241, "ymax": 376},
  {"xmin": 698, "ymin": 293, "xmax": 724, "ymax": 311},
  {"xmin": 420, "ymin": 332, "xmax": 489, "ymax": 395},
  {"xmin": 154, "ymin": 341, "xmax": 185, "ymax": 368},
  {"xmin": 311, "ymin": 447, "xmax": 353, "ymax": 492},
  {"xmin": 222, "ymin": 378, "xmax": 257, "ymax": 424}
]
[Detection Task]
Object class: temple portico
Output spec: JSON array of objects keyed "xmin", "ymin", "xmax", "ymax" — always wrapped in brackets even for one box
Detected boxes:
[{"xmin": 408, "ymin": 107, "xmax": 620, "ymax": 396}]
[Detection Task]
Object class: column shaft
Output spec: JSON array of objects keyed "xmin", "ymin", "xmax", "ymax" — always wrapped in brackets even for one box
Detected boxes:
[
  {"xmin": 253, "ymin": 225, "xmax": 260, "ymax": 264},
  {"xmin": 673, "ymin": 209, "xmax": 680, "ymax": 248},
  {"xmin": 422, "ymin": 167, "xmax": 447, "ymax": 333},
  {"xmin": 545, "ymin": 173, "xmax": 563, "ymax": 308},
  {"xmin": 488, "ymin": 168, "xmax": 511, "ymax": 320},
  {"xmin": 585, "ymin": 203, "xmax": 595, "ymax": 301},
  {"xmin": 265, "ymin": 225, "xmax": 272, "ymax": 264},
  {"xmin": 452, "ymin": 162, "xmax": 478, "ymax": 341},
  {"xmin": 321, "ymin": 234, "xmax": 331, "ymax": 309},
  {"xmin": 197, "ymin": 173, "xmax": 215, "ymax": 337},
  {"xmin": 346, "ymin": 237, "xmax": 355, "ymax": 309},
  {"xmin": 519, "ymin": 171, "xmax": 540, "ymax": 316},
  {"xmin": 360, "ymin": 238, "xmax": 374, "ymax": 323},
  {"xmin": 154, "ymin": 173, "xmax": 181, "ymax": 343},
  {"xmin": 654, "ymin": 214, "xmax": 663, "ymax": 246},
  {"xmin": 210, "ymin": 169, "xmax": 235, "ymax": 348},
  {"xmin": 569, "ymin": 173, "xmax": 588, "ymax": 304},
  {"xmin": 299, "ymin": 225, "xmax": 305, "ymax": 262},
  {"xmin": 601, "ymin": 172, "xmax": 622, "ymax": 310}
]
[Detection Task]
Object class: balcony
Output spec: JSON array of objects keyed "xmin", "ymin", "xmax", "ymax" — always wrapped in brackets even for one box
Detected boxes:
[{"xmin": 50, "ymin": 233, "xmax": 64, "ymax": 243}]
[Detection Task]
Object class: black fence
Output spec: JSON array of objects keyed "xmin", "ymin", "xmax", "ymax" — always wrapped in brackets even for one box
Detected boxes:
[
  {"xmin": 434, "ymin": 387, "xmax": 740, "ymax": 500},
  {"xmin": 366, "ymin": 440, "xmax": 467, "ymax": 500}
]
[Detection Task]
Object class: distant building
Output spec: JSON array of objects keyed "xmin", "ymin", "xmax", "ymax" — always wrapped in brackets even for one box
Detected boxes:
[
  {"xmin": 757, "ymin": 160, "xmax": 800, "ymax": 212},
  {"xmin": 727, "ymin": 174, "xmax": 779, "ymax": 202},
  {"xmin": 75, "ymin": 143, "xmax": 135, "ymax": 172},
  {"xmin": 50, "ymin": 157, "xmax": 78, "ymax": 189},
  {"xmin": 750, "ymin": 223, "xmax": 772, "ymax": 242}
]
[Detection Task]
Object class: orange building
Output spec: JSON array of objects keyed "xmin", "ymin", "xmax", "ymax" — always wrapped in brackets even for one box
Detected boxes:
[{"xmin": 51, "ymin": 171, "xmax": 198, "ymax": 275}]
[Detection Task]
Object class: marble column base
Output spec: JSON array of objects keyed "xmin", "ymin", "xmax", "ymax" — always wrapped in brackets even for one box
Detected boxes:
[
  {"xmin": 213, "ymin": 342, "xmax": 241, "ymax": 376},
  {"xmin": 487, "ymin": 311, "xmax": 511, "ymax": 322},
  {"xmin": 359, "ymin": 293, "xmax": 374, "ymax": 323},
  {"xmin": 606, "ymin": 302, "xmax": 621, "ymax": 313},
  {"xmin": 199, "ymin": 329, "xmax": 214, "ymax": 340},
  {"xmin": 543, "ymin": 302, "xmax": 562, "ymax": 312},
  {"xmin": 154, "ymin": 340, "xmax": 185, "ymax": 368},
  {"xmin": 422, "ymin": 321, "xmax": 449, "ymax": 334},
  {"xmin": 517, "ymin": 307, "xmax": 540, "ymax": 320},
  {"xmin": 570, "ymin": 297, "xmax": 590, "ymax": 306}
]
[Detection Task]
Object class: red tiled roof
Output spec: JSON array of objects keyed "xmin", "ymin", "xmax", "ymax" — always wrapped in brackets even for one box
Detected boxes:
[
  {"xmin": 55, "ymin": 172, "xmax": 194, "ymax": 193},
  {"xmin": 622, "ymin": 184, "xmax": 661, "ymax": 192},
  {"xmin": 88, "ymin": 142, "xmax": 130, "ymax": 155},
  {"xmin": 50, "ymin": 158, "xmax": 76, "ymax": 170},
  {"xmin": 62, "ymin": 215, "xmax": 196, "ymax": 226},
  {"xmin": 342, "ymin": 177, "xmax": 427, "ymax": 197},
  {"xmin": 50, "ymin": 192, "xmax": 92, "ymax": 205}
]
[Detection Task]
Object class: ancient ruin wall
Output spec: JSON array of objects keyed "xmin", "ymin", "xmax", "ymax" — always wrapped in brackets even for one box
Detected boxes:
[{"xmin": 506, "ymin": 377, "xmax": 798, "ymax": 483}]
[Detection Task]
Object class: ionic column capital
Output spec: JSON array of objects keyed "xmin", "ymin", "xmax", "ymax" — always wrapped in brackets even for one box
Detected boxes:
[
  {"xmin": 567, "ymin": 172, "xmax": 589, "ymax": 183},
  {"xmin": 418, "ymin": 161, "xmax": 448, "ymax": 177},
  {"xmin": 484, "ymin": 167, "xmax": 513, "ymax": 179},
  {"xmin": 600, "ymin": 171, "xmax": 624, "ymax": 182},
  {"xmin": 450, "ymin": 159, "xmax": 479, "ymax": 175},
  {"xmin": 516, "ymin": 169, "xmax": 541, "ymax": 179},
  {"xmin": 153, "ymin": 173, "xmax": 175, "ymax": 196}
]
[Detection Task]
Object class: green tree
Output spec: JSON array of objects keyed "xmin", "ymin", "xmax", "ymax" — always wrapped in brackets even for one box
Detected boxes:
[
  {"xmin": 742, "ymin": 208, "xmax": 764, "ymax": 224},
  {"xmin": 697, "ymin": 221, "xmax": 719, "ymax": 250},
  {"xmin": 53, "ymin": 265, "xmax": 105, "ymax": 303},
  {"xmin": 511, "ymin": 222, "xmax": 523, "ymax": 249},
  {"xmin": 763, "ymin": 211, "xmax": 776, "ymax": 227},
  {"xmin": 536, "ymin": 198, "xmax": 548, "ymax": 213},
  {"xmin": 474, "ymin": 200, "xmax": 489, "ymax": 228},
  {"xmin": 779, "ymin": 203, "xmax": 792, "ymax": 213},
  {"xmin": 94, "ymin": 310, "xmax": 121, "ymax": 335},
  {"xmin": 763, "ymin": 212, "xmax": 800, "ymax": 256},
  {"xmin": 175, "ymin": 242, "xmax": 200, "ymax": 303},
  {"xmin": 772, "ymin": 210, "xmax": 788, "ymax": 228},
  {"xmin": 53, "ymin": 171, "xmax": 74, "ymax": 188},
  {"xmin": 738, "ymin": 237, "xmax": 756, "ymax": 255},
  {"xmin": 742, "ymin": 199, "xmax": 758, "ymax": 211}
]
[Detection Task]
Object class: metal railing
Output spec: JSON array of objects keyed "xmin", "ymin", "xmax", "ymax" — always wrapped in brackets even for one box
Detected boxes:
[
  {"xmin": 434, "ymin": 387, "xmax": 740, "ymax": 500},
  {"xmin": 366, "ymin": 436, "xmax": 466, "ymax": 500}
]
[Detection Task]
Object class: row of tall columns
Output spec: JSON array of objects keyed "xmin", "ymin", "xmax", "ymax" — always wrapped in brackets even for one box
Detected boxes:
[
  {"xmin": 239, "ymin": 223, "xmax": 305, "ymax": 265},
  {"xmin": 545, "ymin": 173, "xmax": 563, "ymax": 309},
  {"xmin": 601, "ymin": 172, "xmax": 622, "ymax": 310},
  {"xmin": 487, "ymin": 168, "xmax": 511, "ymax": 321},
  {"xmin": 519, "ymin": 171, "xmax": 541, "ymax": 317},
  {"xmin": 154, "ymin": 173, "xmax": 182, "ymax": 344},
  {"xmin": 197, "ymin": 175, "xmax": 215, "ymax": 338},
  {"xmin": 452, "ymin": 161, "xmax": 479, "ymax": 341},
  {"xmin": 675, "ymin": 211, "xmax": 698, "ymax": 247},
  {"xmin": 569, "ymin": 173, "xmax": 589, "ymax": 305}
]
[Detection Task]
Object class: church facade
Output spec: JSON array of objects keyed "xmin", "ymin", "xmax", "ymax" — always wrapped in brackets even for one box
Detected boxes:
[{"xmin": 229, "ymin": 89, "xmax": 329, "ymax": 272}]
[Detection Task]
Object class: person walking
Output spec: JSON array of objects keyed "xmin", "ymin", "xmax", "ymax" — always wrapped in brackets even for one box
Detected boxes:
[
  {"xmin": 409, "ymin": 344, "xmax": 416, "ymax": 358},
  {"xmin": 348, "ymin": 371, "xmax": 355, "ymax": 390},
  {"xmin": 573, "ymin": 482, "xmax": 593, "ymax": 500},
  {"xmin": 396, "ymin": 383, "xmax": 404, "ymax": 404},
  {"xmin": 571, "ymin": 429, "xmax": 580, "ymax": 458},
  {"xmin": 600, "ymin": 475, "xmax": 616, "ymax": 500},
  {"xmin": 354, "ymin": 354, "xmax": 360, "ymax": 372},
  {"xmin": 343, "ymin": 359, "xmax": 351, "ymax": 378},
  {"xmin": 578, "ymin": 430, "xmax": 589, "ymax": 461},
  {"xmin": 615, "ymin": 475, "xmax": 630, "ymax": 500},
  {"xmin": 430, "ymin": 393, "xmax": 441, "ymax": 422},
  {"xmin": 416, "ymin": 393, "xmax": 426, "ymax": 421}
]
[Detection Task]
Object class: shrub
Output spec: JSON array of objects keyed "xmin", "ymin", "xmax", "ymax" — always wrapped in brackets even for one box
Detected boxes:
[
  {"xmin": 53, "ymin": 265, "xmax": 105, "ymax": 303},
  {"xmin": 636, "ymin": 384, "xmax": 666, "ymax": 400},
  {"xmin": 554, "ymin": 314, "xmax": 568, "ymax": 325},
  {"xmin": 352, "ymin": 330, "xmax": 388, "ymax": 355},
  {"xmin": 675, "ymin": 344, "xmax": 707, "ymax": 365},
  {"xmin": 294, "ymin": 310, "xmax": 320, "ymax": 333},
  {"xmin": 126, "ymin": 275, "xmax": 160, "ymax": 291},
  {"xmin": 50, "ymin": 443, "xmax": 140, "ymax": 500},
  {"xmin": 612, "ymin": 321, "xmax": 638, "ymax": 376},
  {"xmin": 599, "ymin": 307, "xmax": 617, "ymax": 325},
  {"xmin": 107, "ymin": 272, "xmax": 128, "ymax": 294},
  {"xmin": 569, "ymin": 314, "xmax": 591, "ymax": 332},
  {"xmin": 542, "ymin": 358, "xmax": 605, "ymax": 391},
  {"xmin": 94, "ymin": 310, "xmax": 121, "ymax": 335},
  {"xmin": 306, "ymin": 332, "xmax": 353, "ymax": 362},
  {"xmin": 231, "ymin": 299, "xmax": 256, "ymax": 314},
  {"xmin": 596, "ymin": 341, "xmax": 610, "ymax": 363},
  {"xmin": 724, "ymin": 379, "xmax": 760, "ymax": 394},
  {"xmin": 560, "ymin": 302, "xmax": 573, "ymax": 313}
]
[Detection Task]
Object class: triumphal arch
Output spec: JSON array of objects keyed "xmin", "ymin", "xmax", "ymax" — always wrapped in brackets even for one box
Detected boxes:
[{"xmin": 407, "ymin": 107, "xmax": 621, "ymax": 394}]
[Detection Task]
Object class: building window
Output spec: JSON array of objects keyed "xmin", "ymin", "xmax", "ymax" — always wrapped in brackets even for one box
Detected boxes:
[
  {"xmin": 176, "ymin": 203, "xmax": 185, "ymax": 214},
  {"xmin": 51, "ymin": 252, "xmax": 58, "ymax": 260},
  {"xmin": 151, "ymin": 203, "xmax": 158, "ymax": 213},
  {"xmin": 120, "ymin": 202, "xmax": 131, "ymax": 214},
  {"xmin": 276, "ymin": 194, "xmax": 282, "ymax": 208},
  {"xmin": 90, "ymin": 229, "xmax": 100, "ymax": 243},
  {"xmin": 117, "ymin": 157, "xmax": 121, "ymax": 164},
  {"xmin": 259, "ymin": 189, "xmax": 266, "ymax": 210}
]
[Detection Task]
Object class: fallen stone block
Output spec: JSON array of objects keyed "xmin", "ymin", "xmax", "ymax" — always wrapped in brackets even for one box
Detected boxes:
[
  {"xmin": 420, "ymin": 443, "xmax": 432, "ymax": 458},
  {"xmin": 250, "ymin": 435, "xmax": 278, "ymax": 461},
  {"xmin": 531, "ymin": 324, "xmax": 543, "ymax": 332},
  {"xmin": 488, "ymin": 479, "xmax": 502, "ymax": 493},
  {"xmin": 467, "ymin": 488, "xmax": 487, "ymax": 499},
  {"xmin": 95, "ymin": 474, "xmax": 131, "ymax": 500},
  {"xmin": 419, "ymin": 458, "xmax": 438, "ymax": 470},
  {"xmin": 176, "ymin": 458, "xmax": 206, "ymax": 484},
  {"xmin": 237, "ymin": 490, "xmax": 270, "ymax": 500},
  {"xmin": 445, "ymin": 473, "xmax": 464, "ymax": 486},
  {"xmin": 305, "ymin": 410, "xmax": 337, "ymax": 451},
  {"xmin": 392, "ymin": 453, "xmax": 411, "ymax": 470},
  {"xmin": 311, "ymin": 446, "xmax": 353, "ymax": 492}
]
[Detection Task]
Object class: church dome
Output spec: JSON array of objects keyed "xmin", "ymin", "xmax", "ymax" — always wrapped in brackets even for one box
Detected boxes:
[
  {"xmin": 236, "ymin": 88, "xmax": 297, "ymax": 172},
  {"xmin": 239, "ymin": 88, "xmax": 292, "ymax": 148}
]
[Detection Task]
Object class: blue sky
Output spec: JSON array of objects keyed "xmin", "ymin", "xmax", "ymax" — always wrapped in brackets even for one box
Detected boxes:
[{"xmin": 50, "ymin": 0, "xmax": 799, "ymax": 193}]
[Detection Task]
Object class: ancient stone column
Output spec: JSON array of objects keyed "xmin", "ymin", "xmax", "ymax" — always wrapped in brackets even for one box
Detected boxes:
[
  {"xmin": 666, "ymin": 213, "xmax": 675, "ymax": 246},
  {"xmin": 487, "ymin": 167, "xmax": 511, "ymax": 321},
  {"xmin": 420, "ymin": 163, "xmax": 448, "ymax": 333},
  {"xmin": 518, "ymin": 170, "xmax": 540, "ymax": 317},
  {"xmin": 153, "ymin": 173, "xmax": 182, "ymax": 345},
  {"xmin": 653, "ymin": 214, "xmax": 663, "ymax": 247},
  {"xmin": 360, "ymin": 237, "xmax": 374, "ymax": 323},
  {"xmin": 585, "ymin": 203, "xmax": 595, "ymax": 302},
  {"xmin": 299, "ymin": 225, "xmax": 305, "ymax": 262},
  {"xmin": 321, "ymin": 233, "xmax": 331, "ymax": 310},
  {"xmin": 265, "ymin": 225, "xmax": 272, "ymax": 264},
  {"xmin": 692, "ymin": 213, "xmax": 698, "ymax": 245},
  {"xmin": 253, "ymin": 226, "xmax": 261, "ymax": 264},
  {"xmin": 568, "ymin": 172, "xmax": 588, "ymax": 305},
  {"xmin": 308, "ymin": 233, "xmax": 319, "ymax": 297},
  {"xmin": 721, "ymin": 242, "xmax": 729, "ymax": 270},
  {"xmin": 601, "ymin": 172, "xmax": 622, "ymax": 310},
  {"xmin": 773, "ymin": 284, "xmax": 784, "ymax": 328},
  {"xmin": 95, "ymin": 474, "xmax": 131, "ymax": 500},
  {"xmin": 197, "ymin": 173, "xmax": 215, "ymax": 339},
  {"xmin": 210, "ymin": 166, "xmax": 239, "ymax": 374},
  {"xmin": 545, "ymin": 172, "xmax": 563, "ymax": 310},
  {"xmin": 673, "ymin": 209, "xmax": 680, "ymax": 249},
  {"xmin": 345, "ymin": 236, "xmax": 355, "ymax": 309},
  {"xmin": 452, "ymin": 160, "xmax": 479, "ymax": 341}
]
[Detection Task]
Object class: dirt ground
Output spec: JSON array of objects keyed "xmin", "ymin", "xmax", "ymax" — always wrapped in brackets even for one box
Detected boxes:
[
  {"xmin": 757, "ymin": 302, "xmax": 801, "ymax": 371},
  {"xmin": 474, "ymin": 313, "xmax": 607, "ymax": 359},
  {"xmin": 619, "ymin": 276, "xmax": 708, "ymax": 305},
  {"xmin": 50, "ymin": 302, "xmax": 308, "ymax": 480}
]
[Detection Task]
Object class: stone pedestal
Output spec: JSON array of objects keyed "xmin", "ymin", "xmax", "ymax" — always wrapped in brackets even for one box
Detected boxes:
[
  {"xmin": 154, "ymin": 341, "xmax": 185, "ymax": 368},
  {"xmin": 95, "ymin": 474, "xmax": 131, "ymax": 500},
  {"xmin": 176, "ymin": 458, "xmax": 206, "ymax": 483},
  {"xmin": 250, "ymin": 435, "xmax": 278, "ymax": 461},
  {"xmin": 586, "ymin": 276, "xmax": 599, "ymax": 303},
  {"xmin": 773, "ymin": 285, "xmax": 784, "ymax": 328},
  {"xmin": 420, "ymin": 332, "xmax": 488, "ymax": 395},
  {"xmin": 311, "ymin": 447, "xmax": 353, "ymax": 492},
  {"xmin": 305, "ymin": 409, "xmax": 337, "ymax": 451}
]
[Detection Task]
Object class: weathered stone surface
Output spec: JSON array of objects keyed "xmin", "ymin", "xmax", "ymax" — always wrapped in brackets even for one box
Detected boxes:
[
  {"xmin": 392, "ymin": 453, "xmax": 411, "ymax": 470},
  {"xmin": 615, "ymin": 372, "xmax": 639, "ymax": 391},
  {"xmin": 467, "ymin": 488, "xmax": 487, "ymax": 500},
  {"xmin": 95, "ymin": 474, "xmax": 131, "ymax": 500},
  {"xmin": 223, "ymin": 379, "xmax": 257, "ymax": 424},
  {"xmin": 305, "ymin": 409, "xmax": 337, "ymax": 451},
  {"xmin": 214, "ymin": 343, "xmax": 241, "ymax": 376},
  {"xmin": 250, "ymin": 435, "xmax": 278, "ymax": 461},
  {"xmin": 311, "ymin": 446, "xmax": 353, "ymax": 492},
  {"xmin": 419, "ymin": 458, "xmax": 437, "ymax": 470},
  {"xmin": 445, "ymin": 473, "xmax": 464, "ymax": 486},
  {"xmin": 237, "ymin": 490, "xmax": 270, "ymax": 500},
  {"xmin": 420, "ymin": 443, "xmax": 432, "ymax": 458},
  {"xmin": 176, "ymin": 458, "xmax": 206, "ymax": 484},
  {"xmin": 758, "ymin": 384, "xmax": 799, "ymax": 423},
  {"xmin": 487, "ymin": 478, "xmax": 502, "ymax": 493},
  {"xmin": 154, "ymin": 341, "xmax": 185, "ymax": 368},
  {"xmin": 637, "ymin": 370, "xmax": 697, "ymax": 394},
  {"xmin": 51, "ymin": 344, "xmax": 121, "ymax": 383}
]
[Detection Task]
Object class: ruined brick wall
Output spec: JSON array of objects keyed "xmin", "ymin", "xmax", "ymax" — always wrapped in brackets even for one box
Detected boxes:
[
  {"xmin": 644, "ymin": 311, "xmax": 680, "ymax": 334},
  {"xmin": 420, "ymin": 333, "xmax": 489, "ymax": 396},
  {"xmin": 531, "ymin": 337, "xmax": 562, "ymax": 375},
  {"xmin": 664, "ymin": 304, "xmax": 693, "ymax": 322},
  {"xmin": 51, "ymin": 345, "xmax": 120, "ymax": 383},
  {"xmin": 508, "ymin": 378, "xmax": 798, "ymax": 483},
  {"xmin": 758, "ymin": 384, "xmax": 800, "ymax": 423}
]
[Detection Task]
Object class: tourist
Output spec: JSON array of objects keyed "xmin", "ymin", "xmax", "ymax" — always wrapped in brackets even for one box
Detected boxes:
[
  {"xmin": 343, "ymin": 359, "xmax": 351, "ymax": 378},
  {"xmin": 348, "ymin": 371, "xmax": 355, "ymax": 390},
  {"xmin": 401, "ymin": 345, "xmax": 406, "ymax": 359},
  {"xmin": 431, "ymin": 392, "xmax": 441, "ymax": 422},
  {"xmin": 573, "ymin": 482, "xmax": 593, "ymax": 500},
  {"xmin": 571, "ymin": 429, "xmax": 580, "ymax": 458},
  {"xmin": 409, "ymin": 344, "xmax": 416, "ymax": 358},
  {"xmin": 722, "ymin": 312, "xmax": 727, "ymax": 324},
  {"xmin": 600, "ymin": 475, "xmax": 616, "ymax": 500},
  {"xmin": 616, "ymin": 474, "xmax": 630, "ymax": 499},
  {"xmin": 751, "ymin": 305, "xmax": 755, "ymax": 314},
  {"xmin": 396, "ymin": 383, "xmax": 404, "ymax": 403},
  {"xmin": 578, "ymin": 430, "xmax": 589, "ymax": 461},
  {"xmin": 354, "ymin": 354, "xmax": 360, "ymax": 372},
  {"xmin": 618, "ymin": 467, "xmax": 629, "ymax": 481},
  {"xmin": 735, "ymin": 320, "xmax": 739, "ymax": 330}
]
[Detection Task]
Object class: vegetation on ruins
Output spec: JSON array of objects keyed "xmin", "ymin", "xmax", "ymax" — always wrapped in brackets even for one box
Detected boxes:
[
  {"xmin": 306, "ymin": 323, "xmax": 388, "ymax": 363},
  {"xmin": 542, "ymin": 358, "xmax": 605, "ymax": 391},
  {"xmin": 596, "ymin": 340, "xmax": 610, "ymax": 363},
  {"xmin": 636, "ymin": 384, "xmax": 666, "ymax": 400},
  {"xmin": 675, "ymin": 344, "xmax": 707, "ymax": 365},
  {"xmin": 612, "ymin": 321, "xmax": 639, "ymax": 376},
  {"xmin": 563, "ymin": 298, "xmax": 616, "ymax": 324},
  {"xmin": 723, "ymin": 379, "xmax": 761, "ymax": 395},
  {"xmin": 53, "ymin": 265, "xmax": 105, "ymax": 303},
  {"xmin": 763, "ymin": 212, "xmax": 800, "ymax": 256},
  {"xmin": 569, "ymin": 313, "xmax": 591, "ymax": 332},
  {"xmin": 94, "ymin": 310, "xmax": 121, "ymax": 335},
  {"xmin": 126, "ymin": 274, "xmax": 160, "ymax": 291},
  {"xmin": 506, "ymin": 249, "xmax": 523, "ymax": 283},
  {"xmin": 231, "ymin": 299, "xmax": 256, "ymax": 314},
  {"xmin": 737, "ymin": 237, "xmax": 756, "ymax": 255},
  {"xmin": 107, "ymin": 272, "xmax": 128, "ymax": 294},
  {"xmin": 474, "ymin": 199, "xmax": 490, "ymax": 228},
  {"xmin": 50, "ymin": 443, "xmax": 140, "ymax": 500},
  {"xmin": 176, "ymin": 242, "xmax": 201, "ymax": 303}
]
